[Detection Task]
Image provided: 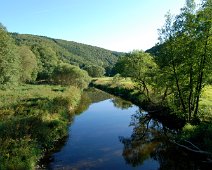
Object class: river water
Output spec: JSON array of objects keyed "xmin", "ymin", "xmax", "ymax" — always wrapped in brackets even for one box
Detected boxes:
[{"xmin": 44, "ymin": 88, "xmax": 206, "ymax": 170}]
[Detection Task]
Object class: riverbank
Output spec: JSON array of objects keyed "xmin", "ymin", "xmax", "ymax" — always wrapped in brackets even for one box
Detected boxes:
[
  {"xmin": 91, "ymin": 77, "xmax": 212, "ymax": 159},
  {"xmin": 91, "ymin": 77, "xmax": 212, "ymax": 121},
  {"xmin": 91, "ymin": 77, "xmax": 154, "ymax": 109},
  {"xmin": 91, "ymin": 77, "xmax": 187, "ymax": 128},
  {"xmin": 0, "ymin": 84, "xmax": 82, "ymax": 169}
]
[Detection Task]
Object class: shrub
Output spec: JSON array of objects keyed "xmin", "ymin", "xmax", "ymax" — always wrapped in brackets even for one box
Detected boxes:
[{"xmin": 52, "ymin": 63, "xmax": 91, "ymax": 88}]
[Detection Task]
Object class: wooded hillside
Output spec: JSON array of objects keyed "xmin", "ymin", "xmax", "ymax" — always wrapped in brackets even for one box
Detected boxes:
[{"xmin": 11, "ymin": 33, "xmax": 124, "ymax": 76}]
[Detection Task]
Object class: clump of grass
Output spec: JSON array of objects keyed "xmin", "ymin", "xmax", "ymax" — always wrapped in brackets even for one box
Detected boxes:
[{"xmin": 0, "ymin": 84, "xmax": 82, "ymax": 169}]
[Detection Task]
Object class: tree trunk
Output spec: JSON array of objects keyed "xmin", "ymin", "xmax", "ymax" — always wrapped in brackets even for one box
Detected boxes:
[
  {"xmin": 188, "ymin": 65, "xmax": 194, "ymax": 121},
  {"xmin": 194, "ymin": 31, "xmax": 209, "ymax": 117},
  {"xmin": 172, "ymin": 62, "xmax": 187, "ymax": 113}
]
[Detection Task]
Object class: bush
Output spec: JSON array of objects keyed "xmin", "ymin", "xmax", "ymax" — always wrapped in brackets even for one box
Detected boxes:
[
  {"xmin": 83, "ymin": 65, "xmax": 105, "ymax": 77},
  {"xmin": 52, "ymin": 63, "xmax": 91, "ymax": 88}
]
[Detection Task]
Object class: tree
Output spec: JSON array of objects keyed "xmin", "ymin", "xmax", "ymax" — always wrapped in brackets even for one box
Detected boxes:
[
  {"xmin": 52, "ymin": 63, "xmax": 91, "ymax": 88},
  {"xmin": 83, "ymin": 65, "xmax": 105, "ymax": 77},
  {"xmin": 114, "ymin": 51, "xmax": 158, "ymax": 101},
  {"xmin": 32, "ymin": 44, "xmax": 58, "ymax": 80},
  {"xmin": 18, "ymin": 46, "xmax": 38, "ymax": 83},
  {"xmin": 0, "ymin": 24, "xmax": 20, "ymax": 88},
  {"xmin": 157, "ymin": 0, "xmax": 212, "ymax": 121}
]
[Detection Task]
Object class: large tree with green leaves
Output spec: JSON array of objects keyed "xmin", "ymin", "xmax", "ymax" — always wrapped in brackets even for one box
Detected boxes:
[
  {"xmin": 114, "ymin": 51, "xmax": 158, "ymax": 101},
  {"xmin": 157, "ymin": 0, "xmax": 212, "ymax": 121},
  {"xmin": 0, "ymin": 24, "xmax": 20, "ymax": 88},
  {"xmin": 18, "ymin": 46, "xmax": 38, "ymax": 83},
  {"xmin": 82, "ymin": 65, "xmax": 105, "ymax": 77},
  {"xmin": 34, "ymin": 44, "xmax": 59, "ymax": 80}
]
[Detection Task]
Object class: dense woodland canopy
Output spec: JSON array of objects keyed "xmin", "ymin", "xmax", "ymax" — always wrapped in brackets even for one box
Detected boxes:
[
  {"xmin": 0, "ymin": 26, "xmax": 125, "ymax": 89},
  {"xmin": 11, "ymin": 33, "xmax": 123, "ymax": 77}
]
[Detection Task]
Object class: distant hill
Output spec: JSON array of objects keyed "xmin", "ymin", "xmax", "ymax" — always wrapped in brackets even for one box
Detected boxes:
[{"xmin": 10, "ymin": 33, "xmax": 124, "ymax": 75}]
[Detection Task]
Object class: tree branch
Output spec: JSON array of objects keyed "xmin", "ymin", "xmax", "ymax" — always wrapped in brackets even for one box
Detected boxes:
[{"xmin": 170, "ymin": 140, "xmax": 212, "ymax": 156}]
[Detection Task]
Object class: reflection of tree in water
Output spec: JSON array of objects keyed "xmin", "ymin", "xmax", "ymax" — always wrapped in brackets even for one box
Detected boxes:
[
  {"xmin": 75, "ymin": 88, "xmax": 112, "ymax": 115},
  {"xmin": 151, "ymin": 141, "xmax": 202, "ymax": 170},
  {"xmin": 119, "ymin": 109, "xmax": 210, "ymax": 170},
  {"xmin": 119, "ymin": 109, "xmax": 162, "ymax": 167},
  {"xmin": 76, "ymin": 88, "xmax": 133, "ymax": 114},
  {"xmin": 111, "ymin": 97, "xmax": 133, "ymax": 110}
]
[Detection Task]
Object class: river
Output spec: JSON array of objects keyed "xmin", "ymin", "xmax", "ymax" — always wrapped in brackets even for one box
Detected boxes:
[{"xmin": 42, "ymin": 88, "xmax": 206, "ymax": 170}]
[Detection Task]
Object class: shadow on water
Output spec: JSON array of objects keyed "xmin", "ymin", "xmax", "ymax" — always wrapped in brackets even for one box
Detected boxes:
[
  {"xmin": 119, "ymin": 109, "xmax": 211, "ymax": 170},
  {"xmin": 38, "ymin": 136, "xmax": 68, "ymax": 169}
]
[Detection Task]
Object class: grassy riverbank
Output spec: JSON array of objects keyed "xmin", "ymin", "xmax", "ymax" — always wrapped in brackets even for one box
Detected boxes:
[
  {"xmin": 92, "ymin": 77, "xmax": 212, "ymax": 155},
  {"xmin": 0, "ymin": 84, "xmax": 81, "ymax": 169},
  {"xmin": 91, "ymin": 77, "xmax": 159, "ymax": 110},
  {"xmin": 92, "ymin": 77, "xmax": 212, "ymax": 120}
]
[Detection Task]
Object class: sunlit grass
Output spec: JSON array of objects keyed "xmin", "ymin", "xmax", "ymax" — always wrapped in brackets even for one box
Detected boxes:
[
  {"xmin": 0, "ymin": 85, "xmax": 66, "ymax": 108},
  {"xmin": 93, "ymin": 78, "xmax": 212, "ymax": 120},
  {"xmin": 93, "ymin": 77, "xmax": 134, "ymax": 89},
  {"xmin": 199, "ymin": 85, "xmax": 212, "ymax": 120},
  {"xmin": 0, "ymin": 84, "xmax": 81, "ymax": 169}
]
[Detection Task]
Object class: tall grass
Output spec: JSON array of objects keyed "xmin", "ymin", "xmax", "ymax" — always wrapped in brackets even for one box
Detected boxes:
[
  {"xmin": 199, "ymin": 85, "xmax": 212, "ymax": 121},
  {"xmin": 0, "ymin": 84, "xmax": 81, "ymax": 169}
]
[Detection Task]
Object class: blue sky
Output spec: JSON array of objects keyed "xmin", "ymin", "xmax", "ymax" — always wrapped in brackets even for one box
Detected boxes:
[{"xmin": 0, "ymin": 0, "xmax": 201, "ymax": 52}]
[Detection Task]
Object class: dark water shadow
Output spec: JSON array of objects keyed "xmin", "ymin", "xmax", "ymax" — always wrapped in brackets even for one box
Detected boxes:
[{"xmin": 119, "ymin": 109, "xmax": 211, "ymax": 170}]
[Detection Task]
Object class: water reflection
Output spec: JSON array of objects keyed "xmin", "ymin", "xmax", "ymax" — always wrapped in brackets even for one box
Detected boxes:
[
  {"xmin": 119, "ymin": 109, "xmax": 210, "ymax": 170},
  {"xmin": 120, "ymin": 110, "xmax": 162, "ymax": 167},
  {"xmin": 46, "ymin": 89, "xmax": 160, "ymax": 169},
  {"xmin": 44, "ymin": 88, "xmax": 210, "ymax": 170},
  {"xmin": 111, "ymin": 97, "xmax": 133, "ymax": 110},
  {"xmin": 75, "ymin": 88, "xmax": 112, "ymax": 115},
  {"xmin": 75, "ymin": 88, "xmax": 133, "ymax": 115}
]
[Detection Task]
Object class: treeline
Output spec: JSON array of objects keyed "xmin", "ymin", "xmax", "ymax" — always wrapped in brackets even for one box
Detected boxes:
[
  {"xmin": 113, "ymin": 0, "xmax": 211, "ymax": 123},
  {"xmin": 11, "ymin": 33, "xmax": 123, "ymax": 77},
  {"xmin": 0, "ymin": 26, "xmax": 123, "ymax": 89}
]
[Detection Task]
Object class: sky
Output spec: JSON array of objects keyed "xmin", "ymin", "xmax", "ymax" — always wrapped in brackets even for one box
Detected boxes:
[{"xmin": 0, "ymin": 0, "xmax": 201, "ymax": 52}]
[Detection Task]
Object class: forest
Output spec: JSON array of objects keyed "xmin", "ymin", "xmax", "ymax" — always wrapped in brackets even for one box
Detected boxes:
[{"xmin": 0, "ymin": 0, "xmax": 211, "ymax": 169}]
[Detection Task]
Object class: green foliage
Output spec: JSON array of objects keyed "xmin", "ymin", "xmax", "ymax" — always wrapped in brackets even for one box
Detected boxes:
[
  {"xmin": 114, "ymin": 51, "xmax": 158, "ymax": 101},
  {"xmin": 0, "ymin": 136, "xmax": 39, "ymax": 170},
  {"xmin": 181, "ymin": 122, "xmax": 212, "ymax": 152},
  {"xmin": 0, "ymin": 85, "xmax": 82, "ymax": 169},
  {"xmin": 82, "ymin": 65, "xmax": 105, "ymax": 77},
  {"xmin": 30, "ymin": 43, "xmax": 59, "ymax": 80},
  {"xmin": 54, "ymin": 39, "xmax": 123, "ymax": 72},
  {"xmin": 0, "ymin": 26, "xmax": 20, "ymax": 88},
  {"xmin": 199, "ymin": 85, "xmax": 212, "ymax": 120},
  {"xmin": 112, "ymin": 74, "xmax": 122, "ymax": 86},
  {"xmin": 152, "ymin": 0, "xmax": 212, "ymax": 121},
  {"xmin": 52, "ymin": 63, "xmax": 91, "ymax": 88},
  {"xmin": 10, "ymin": 33, "xmax": 123, "ymax": 76},
  {"xmin": 0, "ymin": 22, "xmax": 7, "ymax": 31},
  {"xmin": 18, "ymin": 46, "xmax": 38, "ymax": 83}
]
